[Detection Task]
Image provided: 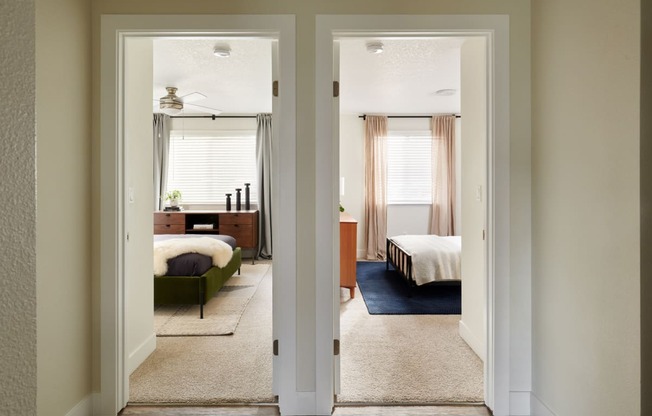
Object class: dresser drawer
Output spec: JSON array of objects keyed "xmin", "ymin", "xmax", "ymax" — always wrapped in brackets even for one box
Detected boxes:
[
  {"xmin": 154, "ymin": 212, "xmax": 185, "ymax": 225},
  {"xmin": 220, "ymin": 224, "xmax": 254, "ymax": 247},
  {"xmin": 220, "ymin": 213, "xmax": 254, "ymax": 225},
  {"xmin": 154, "ymin": 224, "xmax": 185, "ymax": 234}
]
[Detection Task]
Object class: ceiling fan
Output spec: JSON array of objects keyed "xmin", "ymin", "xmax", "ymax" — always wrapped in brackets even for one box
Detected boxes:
[{"xmin": 155, "ymin": 86, "xmax": 222, "ymax": 116}]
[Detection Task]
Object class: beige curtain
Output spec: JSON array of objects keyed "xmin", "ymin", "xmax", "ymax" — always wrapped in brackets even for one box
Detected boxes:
[
  {"xmin": 364, "ymin": 116, "xmax": 388, "ymax": 260},
  {"xmin": 430, "ymin": 115, "xmax": 456, "ymax": 236}
]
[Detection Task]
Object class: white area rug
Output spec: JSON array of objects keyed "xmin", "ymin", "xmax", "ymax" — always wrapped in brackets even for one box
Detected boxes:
[{"xmin": 154, "ymin": 263, "xmax": 269, "ymax": 336}]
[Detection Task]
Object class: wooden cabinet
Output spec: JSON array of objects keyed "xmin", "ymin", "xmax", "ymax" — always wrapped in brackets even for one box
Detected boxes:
[
  {"xmin": 340, "ymin": 212, "xmax": 358, "ymax": 298},
  {"xmin": 154, "ymin": 210, "xmax": 259, "ymax": 262},
  {"xmin": 220, "ymin": 213, "xmax": 256, "ymax": 248},
  {"xmin": 153, "ymin": 212, "xmax": 185, "ymax": 234}
]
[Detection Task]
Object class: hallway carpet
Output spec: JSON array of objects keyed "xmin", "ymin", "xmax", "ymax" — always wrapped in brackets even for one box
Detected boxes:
[
  {"xmin": 338, "ymin": 284, "xmax": 484, "ymax": 403},
  {"xmin": 129, "ymin": 263, "xmax": 274, "ymax": 404},
  {"xmin": 129, "ymin": 262, "xmax": 483, "ymax": 405}
]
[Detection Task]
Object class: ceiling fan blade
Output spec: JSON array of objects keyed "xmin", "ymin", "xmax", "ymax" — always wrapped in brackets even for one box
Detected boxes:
[
  {"xmin": 179, "ymin": 92, "xmax": 206, "ymax": 103},
  {"xmin": 184, "ymin": 102, "xmax": 222, "ymax": 115}
]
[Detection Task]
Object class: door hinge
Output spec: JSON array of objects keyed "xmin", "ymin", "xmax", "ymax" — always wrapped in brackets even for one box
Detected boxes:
[
  {"xmin": 273, "ymin": 80, "xmax": 279, "ymax": 97},
  {"xmin": 273, "ymin": 339, "xmax": 278, "ymax": 356},
  {"xmin": 333, "ymin": 81, "xmax": 339, "ymax": 98},
  {"xmin": 334, "ymin": 339, "xmax": 340, "ymax": 355}
]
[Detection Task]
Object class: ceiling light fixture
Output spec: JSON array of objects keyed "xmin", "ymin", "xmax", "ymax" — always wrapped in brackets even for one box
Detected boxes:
[
  {"xmin": 213, "ymin": 44, "xmax": 231, "ymax": 58},
  {"xmin": 434, "ymin": 88, "xmax": 457, "ymax": 96},
  {"xmin": 366, "ymin": 41, "xmax": 384, "ymax": 54},
  {"xmin": 159, "ymin": 87, "xmax": 183, "ymax": 115}
]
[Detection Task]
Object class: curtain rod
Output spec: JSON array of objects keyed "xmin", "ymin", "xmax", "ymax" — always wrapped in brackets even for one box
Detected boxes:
[
  {"xmin": 170, "ymin": 115, "xmax": 257, "ymax": 119},
  {"xmin": 359, "ymin": 114, "xmax": 461, "ymax": 120}
]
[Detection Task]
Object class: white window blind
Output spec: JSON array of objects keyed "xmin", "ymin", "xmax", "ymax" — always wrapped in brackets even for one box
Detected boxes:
[
  {"xmin": 166, "ymin": 130, "xmax": 257, "ymax": 204},
  {"xmin": 386, "ymin": 131, "xmax": 433, "ymax": 204}
]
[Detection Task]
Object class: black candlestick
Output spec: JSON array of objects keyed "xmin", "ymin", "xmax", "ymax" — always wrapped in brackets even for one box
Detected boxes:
[
  {"xmin": 225, "ymin": 194, "xmax": 232, "ymax": 211},
  {"xmin": 244, "ymin": 183, "xmax": 251, "ymax": 210},
  {"xmin": 235, "ymin": 188, "xmax": 242, "ymax": 211}
]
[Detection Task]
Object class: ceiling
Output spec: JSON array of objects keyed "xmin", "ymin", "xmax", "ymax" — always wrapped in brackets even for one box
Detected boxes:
[
  {"xmin": 153, "ymin": 38, "xmax": 273, "ymax": 115},
  {"xmin": 153, "ymin": 37, "xmax": 463, "ymax": 116}
]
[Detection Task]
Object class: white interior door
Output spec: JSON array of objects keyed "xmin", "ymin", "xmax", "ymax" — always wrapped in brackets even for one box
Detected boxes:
[
  {"xmin": 271, "ymin": 38, "xmax": 280, "ymax": 397},
  {"xmin": 332, "ymin": 39, "xmax": 341, "ymax": 396}
]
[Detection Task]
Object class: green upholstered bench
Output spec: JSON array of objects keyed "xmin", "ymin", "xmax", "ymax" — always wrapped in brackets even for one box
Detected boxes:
[{"xmin": 154, "ymin": 247, "xmax": 242, "ymax": 319}]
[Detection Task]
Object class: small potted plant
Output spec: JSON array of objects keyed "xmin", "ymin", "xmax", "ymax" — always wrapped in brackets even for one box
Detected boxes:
[{"xmin": 165, "ymin": 189, "xmax": 182, "ymax": 207}]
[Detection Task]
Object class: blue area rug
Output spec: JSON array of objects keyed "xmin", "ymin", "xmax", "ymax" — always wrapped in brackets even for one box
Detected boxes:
[{"xmin": 356, "ymin": 261, "xmax": 461, "ymax": 315}]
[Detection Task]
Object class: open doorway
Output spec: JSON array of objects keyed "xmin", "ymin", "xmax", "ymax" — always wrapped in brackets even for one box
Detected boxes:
[
  {"xmin": 335, "ymin": 36, "xmax": 487, "ymax": 404},
  {"xmin": 314, "ymin": 14, "xmax": 512, "ymax": 414},
  {"xmin": 123, "ymin": 36, "xmax": 275, "ymax": 405},
  {"xmin": 99, "ymin": 15, "xmax": 297, "ymax": 415}
]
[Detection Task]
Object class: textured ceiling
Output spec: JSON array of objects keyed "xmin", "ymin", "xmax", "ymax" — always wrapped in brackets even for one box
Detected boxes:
[
  {"xmin": 339, "ymin": 38, "xmax": 463, "ymax": 115},
  {"xmin": 152, "ymin": 37, "xmax": 462, "ymax": 116},
  {"xmin": 153, "ymin": 38, "xmax": 273, "ymax": 115}
]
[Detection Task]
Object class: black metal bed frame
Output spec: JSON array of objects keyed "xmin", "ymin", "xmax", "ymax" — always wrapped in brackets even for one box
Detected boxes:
[{"xmin": 386, "ymin": 238, "xmax": 417, "ymax": 290}]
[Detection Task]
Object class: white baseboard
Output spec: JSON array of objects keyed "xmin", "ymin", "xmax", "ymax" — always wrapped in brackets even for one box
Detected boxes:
[
  {"xmin": 65, "ymin": 394, "xmax": 93, "ymax": 416},
  {"xmin": 458, "ymin": 319, "xmax": 485, "ymax": 361},
  {"xmin": 128, "ymin": 332, "xmax": 156, "ymax": 374},
  {"xmin": 509, "ymin": 391, "xmax": 531, "ymax": 415},
  {"xmin": 531, "ymin": 392, "xmax": 557, "ymax": 416}
]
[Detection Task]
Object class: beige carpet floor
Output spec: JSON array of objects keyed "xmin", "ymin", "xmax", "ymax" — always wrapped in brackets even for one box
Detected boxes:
[
  {"xmin": 129, "ymin": 263, "xmax": 483, "ymax": 405},
  {"xmin": 154, "ymin": 264, "xmax": 269, "ymax": 336},
  {"xmin": 338, "ymin": 286, "xmax": 484, "ymax": 403},
  {"xmin": 129, "ymin": 263, "xmax": 274, "ymax": 404}
]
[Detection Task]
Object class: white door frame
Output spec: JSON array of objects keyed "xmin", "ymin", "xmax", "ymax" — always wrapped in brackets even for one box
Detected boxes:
[
  {"xmin": 315, "ymin": 15, "xmax": 512, "ymax": 415},
  {"xmin": 99, "ymin": 15, "xmax": 296, "ymax": 415}
]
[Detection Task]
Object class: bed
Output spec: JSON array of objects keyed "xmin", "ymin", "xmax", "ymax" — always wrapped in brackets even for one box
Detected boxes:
[
  {"xmin": 153, "ymin": 234, "xmax": 242, "ymax": 318},
  {"xmin": 386, "ymin": 234, "xmax": 461, "ymax": 289}
]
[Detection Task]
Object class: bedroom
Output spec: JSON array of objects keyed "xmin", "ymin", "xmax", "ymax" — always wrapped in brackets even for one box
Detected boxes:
[
  {"xmin": 125, "ymin": 34, "xmax": 488, "ymax": 407},
  {"xmin": 335, "ymin": 37, "xmax": 488, "ymax": 405}
]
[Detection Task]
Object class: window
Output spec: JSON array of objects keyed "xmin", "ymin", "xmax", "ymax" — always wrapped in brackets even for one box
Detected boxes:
[
  {"xmin": 166, "ymin": 130, "xmax": 257, "ymax": 204},
  {"xmin": 386, "ymin": 131, "xmax": 432, "ymax": 204}
]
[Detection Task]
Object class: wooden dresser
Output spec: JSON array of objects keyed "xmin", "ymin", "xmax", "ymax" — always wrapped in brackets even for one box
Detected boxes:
[
  {"xmin": 154, "ymin": 210, "xmax": 259, "ymax": 263},
  {"xmin": 339, "ymin": 212, "xmax": 358, "ymax": 298}
]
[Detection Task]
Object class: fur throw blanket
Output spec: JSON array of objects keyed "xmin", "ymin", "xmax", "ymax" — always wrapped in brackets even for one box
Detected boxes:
[{"xmin": 153, "ymin": 237, "xmax": 233, "ymax": 276}]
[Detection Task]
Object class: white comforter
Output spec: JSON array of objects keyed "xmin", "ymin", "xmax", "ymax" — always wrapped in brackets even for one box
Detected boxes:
[
  {"xmin": 153, "ymin": 237, "xmax": 233, "ymax": 277},
  {"xmin": 389, "ymin": 235, "xmax": 461, "ymax": 286}
]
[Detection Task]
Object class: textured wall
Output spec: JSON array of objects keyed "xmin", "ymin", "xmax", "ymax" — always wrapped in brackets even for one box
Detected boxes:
[
  {"xmin": 0, "ymin": 1, "xmax": 37, "ymax": 415},
  {"xmin": 532, "ymin": 0, "xmax": 640, "ymax": 414},
  {"xmin": 35, "ymin": 0, "xmax": 93, "ymax": 413}
]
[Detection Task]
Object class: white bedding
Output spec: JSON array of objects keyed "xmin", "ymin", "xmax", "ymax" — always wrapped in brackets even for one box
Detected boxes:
[
  {"xmin": 153, "ymin": 237, "xmax": 233, "ymax": 277},
  {"xmin": 389, "ymin": 234, "xmax": 461, "ymax": 286}
]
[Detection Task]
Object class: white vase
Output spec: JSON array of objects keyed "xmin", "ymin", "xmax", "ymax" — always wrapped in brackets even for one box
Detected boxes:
[{"xmin": 170, "ymin": 199, "xmax": 179, "ymax": 207}]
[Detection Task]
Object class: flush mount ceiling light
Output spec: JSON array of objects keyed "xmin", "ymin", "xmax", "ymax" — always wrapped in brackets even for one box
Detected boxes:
[
  {"xmin": 366, "ymin": 41, "xmax": 384, "ymax": 54},
  {"xmin": 213, "ymin": 44, "xmax": 231, "ymax": 58},
  {"xmin": 434, "ymin": 88, "xmax": 457, "ymax": 96}
]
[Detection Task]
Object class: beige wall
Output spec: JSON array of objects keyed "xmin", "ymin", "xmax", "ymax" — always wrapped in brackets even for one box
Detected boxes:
[
  {"xmin": 4, "ymin": 0, "xmax": 640, "ymax": 413},
  {"xmin": 531, "ymin": 0, "xmax": 640, "ymax": 414},
  {"xmin": 90, "ymin": 0, "xmax": 532, "ymax": 403},
  {"xmin": 0, "ymin": 1, "xmax": 37, "ymax": 415},
  {"xmin": 34, "ymin": 0, "xmax": 93, "ymax": 414},
  {"xmin": 460, "ymin": 37, "xmax": 487, "ymax": 361}
]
